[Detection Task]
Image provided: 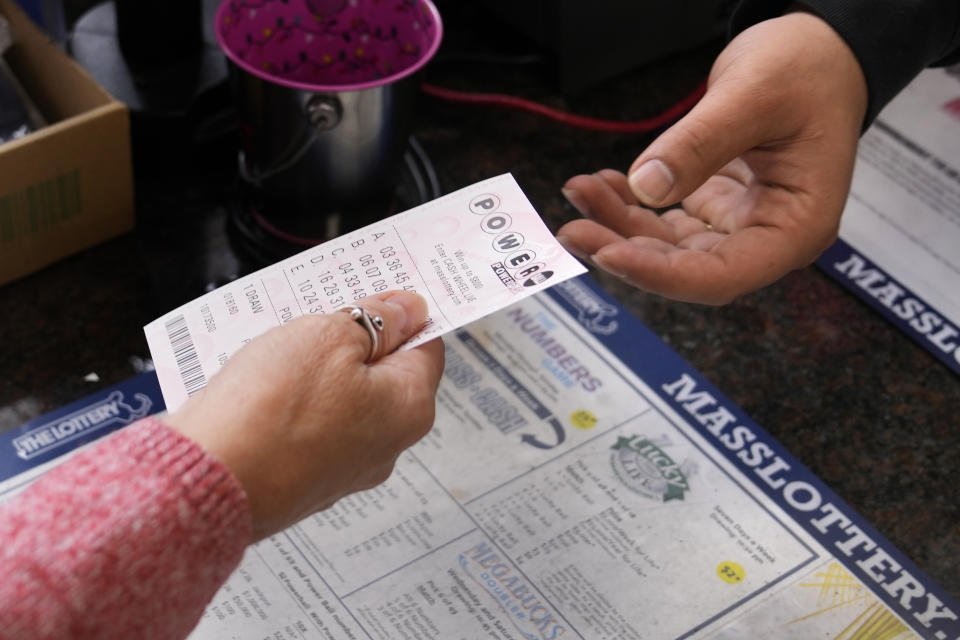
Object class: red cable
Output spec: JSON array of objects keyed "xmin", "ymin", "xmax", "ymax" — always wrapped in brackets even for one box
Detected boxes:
[{"xmin": 421, "ymin": 80, "xmax": 707, "ymax": 133}]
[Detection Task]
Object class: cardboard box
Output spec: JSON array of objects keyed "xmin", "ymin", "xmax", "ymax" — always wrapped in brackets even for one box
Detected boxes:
[{"xmin": 0, "ymin": 0, "xmax": 133, "ymax": 286}]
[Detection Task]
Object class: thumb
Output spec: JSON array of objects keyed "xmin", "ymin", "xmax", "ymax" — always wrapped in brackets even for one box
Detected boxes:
[
  {"xmin": 335, "ymin": 290, "xmax": 430, "ymax": 364},
  {"xmin": 627, "ymin": 81, "xmax": 777, "ymax": 207}
]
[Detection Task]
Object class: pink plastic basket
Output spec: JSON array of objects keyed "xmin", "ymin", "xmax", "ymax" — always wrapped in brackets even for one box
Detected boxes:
[{"xmin": 215, "ymin": 0, "xmax": 443, "ymax": 92}]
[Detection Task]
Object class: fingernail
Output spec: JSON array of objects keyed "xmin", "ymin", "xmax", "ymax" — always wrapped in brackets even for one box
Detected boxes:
[
  {"xmin": 628, "ymin": 159, "xmax": 674, "ymax": 205},
  {"xmin": 591, "ymin": 253, "xmax": 625, "ymax": 278},
  {"xmin": 561, "ymin": 188, "xmax": 591, "ymax": 217},
  {"xmin": 383, "ymin": 291, "xmax": 424, "ymax": 334},
  {"xmin": 556, "ymin": 235, "xmax": 586, "ymax": 259}
]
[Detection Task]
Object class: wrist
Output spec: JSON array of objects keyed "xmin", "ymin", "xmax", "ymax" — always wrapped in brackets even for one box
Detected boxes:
[
  {"xmin": 775, "ymin": 10, "xmax": 868, "ymax": 132},
  {"xmin": 779, "ymin": 6, "xmax": 868, "ymax": 131},
  {"xmin": 165, "ymin": 399, "xmax": 266, "ymax": 537}
]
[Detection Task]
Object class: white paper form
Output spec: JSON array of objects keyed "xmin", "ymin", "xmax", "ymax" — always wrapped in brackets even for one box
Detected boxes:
[
  {"xmin": 144, "ymin": 174, "xmax": 586, "ymax": 412},
  {"xmin": 186, "ymin": 291, "xmax": 823, "ymax": 640},
  {"xmin": 819, "ymin": 68, "xmax": 960, "ymax": 373},
  {"xmin": 184, "ymin": 278, "xmax": 959, "ymax": 640}
]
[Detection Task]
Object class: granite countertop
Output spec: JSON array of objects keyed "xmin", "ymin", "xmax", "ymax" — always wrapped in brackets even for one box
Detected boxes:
[{"xmin": 0, "ymin": 3, "xmax": 957, "ymax": 602}]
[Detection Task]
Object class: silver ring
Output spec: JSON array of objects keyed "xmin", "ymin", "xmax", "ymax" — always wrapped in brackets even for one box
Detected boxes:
[{"xmin": 340, "ymin": 305, "xmax": 385, "ymax": 363}]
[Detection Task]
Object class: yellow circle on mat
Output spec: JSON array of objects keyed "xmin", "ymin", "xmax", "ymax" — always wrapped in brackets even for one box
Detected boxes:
[
  {"xmin": 717, "ymin": 561, "xmax": 745, "ymax": 584},
  {"xmin": 570, "ymin": 410, "xmax": 597, "ymax": 430}
]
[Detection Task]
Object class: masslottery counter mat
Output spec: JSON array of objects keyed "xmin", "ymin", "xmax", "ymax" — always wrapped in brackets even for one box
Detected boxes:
[{"xmin": 2, "ymin": 274, "xmax": 955, "ymax": 640}]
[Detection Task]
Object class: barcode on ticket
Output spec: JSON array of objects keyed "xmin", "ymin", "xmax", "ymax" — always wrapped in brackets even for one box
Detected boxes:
[{"xmin": 164, "ymin": 314, "xmax": 208, "ymax": 396}]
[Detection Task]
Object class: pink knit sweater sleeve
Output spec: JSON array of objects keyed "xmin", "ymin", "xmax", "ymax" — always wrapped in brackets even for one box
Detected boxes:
[{"xmin": 0, "ymin": 417, "xmax": 252, "ymax": 640}]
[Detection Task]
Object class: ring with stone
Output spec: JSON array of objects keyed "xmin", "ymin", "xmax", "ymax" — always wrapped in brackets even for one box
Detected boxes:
[{"xmin": 340, "ymin": 305, "xmax": 385, "ymax": 363}]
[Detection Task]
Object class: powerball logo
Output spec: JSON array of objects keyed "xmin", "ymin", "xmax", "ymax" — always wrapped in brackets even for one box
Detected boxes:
[{"xmin": 468, "ymin": 192, "xmax": 556, "ymax": 290}]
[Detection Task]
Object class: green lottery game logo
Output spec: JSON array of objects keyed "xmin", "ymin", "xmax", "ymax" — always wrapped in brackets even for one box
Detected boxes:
[{"xmin": 611, "ymin": 435, "xmax": 696, "ymax": 502}]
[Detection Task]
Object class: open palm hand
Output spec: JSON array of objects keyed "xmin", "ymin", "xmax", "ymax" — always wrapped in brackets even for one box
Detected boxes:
[{"xmin": 557, "ymin": 9, "xmax": 867, "ymax": 305}]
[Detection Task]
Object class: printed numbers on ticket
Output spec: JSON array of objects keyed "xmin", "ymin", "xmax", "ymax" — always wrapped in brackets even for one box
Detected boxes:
[{"xmin": 144, "ymin": 174, "xmax": 586, "ymax": 411}]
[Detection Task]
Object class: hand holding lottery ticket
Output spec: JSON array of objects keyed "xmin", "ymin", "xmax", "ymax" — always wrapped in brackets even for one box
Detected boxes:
[
  {"xmin": 144, "ymin": 174, "xmax": 586, "ymax": 411},
  {"xmin": 165, "ymin": 290, "xmax": 445, "ymax": 541}
]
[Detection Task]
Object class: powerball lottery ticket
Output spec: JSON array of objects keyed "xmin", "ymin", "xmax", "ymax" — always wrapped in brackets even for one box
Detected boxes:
[{"xmin": 144, "ymin": 174, "xmax": 586, "ymax": 411}]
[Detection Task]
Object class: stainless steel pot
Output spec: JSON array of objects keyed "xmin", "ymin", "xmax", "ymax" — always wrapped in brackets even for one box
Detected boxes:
[{"xmin": 215, "ymin": 0, "xmax": 442, "ymax": 239}]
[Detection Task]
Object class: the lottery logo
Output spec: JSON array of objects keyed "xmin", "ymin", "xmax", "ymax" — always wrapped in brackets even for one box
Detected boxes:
[{"xmin": 12, "ymin": 391, "xmax": 153, "ymax": 461}]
